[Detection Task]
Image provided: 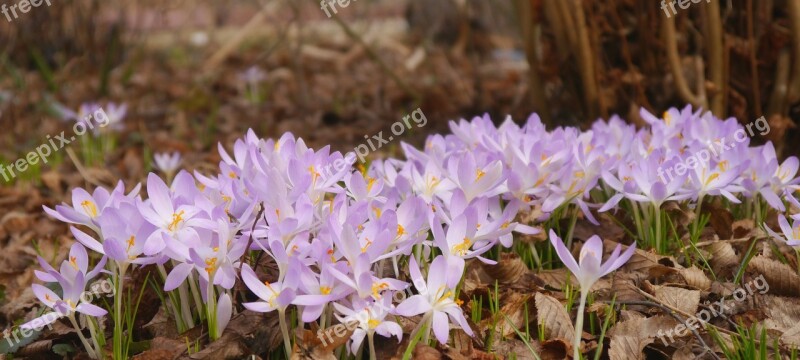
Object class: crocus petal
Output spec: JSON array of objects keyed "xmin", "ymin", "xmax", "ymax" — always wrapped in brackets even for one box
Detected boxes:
[
  {"xmin": 164, "ymin": 262, "xmax": 194, "ymax": 291},
  {"xmin": 431, "ymin": 311, "xmax": 450, "ymax": 344},
  {"xmin": 548, "ymin": 230, "xmax": 580, "ymax": 277},
  {"xmin": 76, "ymin": 303, "xmax": 108, "ymax": 317},
  {"xmin": 243, "ymin": 301, "xmax": 274, "ymax": 313},
  {"xmin": 395, "ymin": 295, "xmax": 432, "ymax": 316},
  {"xmin": 71, "ymin": 227, "xmax": 104, "ymax": 254},
  {"xmin": 216, "ymin": 293, "xmax": 232, "ymax": 336}
]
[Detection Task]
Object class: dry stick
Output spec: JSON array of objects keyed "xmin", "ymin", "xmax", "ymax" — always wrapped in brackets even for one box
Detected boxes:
[
  {"xmin": 663, "ymin": 15, "xmax": 707, "ymax": 109},
  {"xmin": 570, "ymin": 0, "xmax": 599, "ymax": 119},
  {"xmin": 203, "ymin": 2, "xmax": 279, "ymax": 72},
  {"xmin": 543, "ymin": 0, "xmax": 570, "ymax": 61},
  {"xmin": 64, "ymin": 147, "xmax": 104, "ymax": 188},
  {"xmin": 611, "ymin": 300, "xmax": 721, "ymax": 360},
  {"xmin": 767, "ymin": 51, "xmax": 791, "ymax": 116},
  {"xmin": 746, "ymin": 0, "xmax": 762, "ymax": 116},
  {"xmin": 630, "ymin": 286, "xmax": 783, "ymax": 354},
  {"xmin": 329, "ymin": 13, "xmax": 420, "ymax": 103},
  {"xmin": 516, "ymin": 0, "xmax": 552, "ymax": 126},
  {"xmin": 554, "ymin": 0, "xmax": 577, "ymax": 53},
  {"xmin": 787, "ymin": 0, "xmax": 800, "ymax": 104},
  {"xmin": 705, "ymin": 0, "xmax": 725, "ymax": 116},
  {"xmin": 238, "ymin": 203, "xmax": 265, "ymax": 274}
]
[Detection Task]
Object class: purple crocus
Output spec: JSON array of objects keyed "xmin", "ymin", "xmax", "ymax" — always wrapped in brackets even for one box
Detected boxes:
[
  {"xmin": 549, "ymin": 229, "xmax": 634, "ymax": 359},
  {"xmin": 154, "ymin": 152, "xmax": 182, "ymax": 180},
  {"xmin": 396, "ymin": 256, "xmax": 473, "ymax": 345},
  {"xmin": 766, "ymin": 214, "xmax": 800, "ymax": 247}
]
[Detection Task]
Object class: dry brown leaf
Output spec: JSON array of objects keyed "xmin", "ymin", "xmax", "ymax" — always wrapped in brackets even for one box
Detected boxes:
[
  {"xmin": 534, "ymin": 292, "xmax": 574, "ymax": 343},
  {"xmin": 748, "ymin": 256, "xmax": 800, "ymax": 296},
  {"xmin": 678, "ymin": 266, "xmax": 712, "ymax": 290},
  {"xmin": 609, "ymin": 315, "xmax": 678, "ymax": 340},
  {"xmin": 481, "ymin": 291, "xmax": 534, "ymax": 338},
  {"xmin": 708, "ymin": 206, "xmax": 734, "ymax": 240},
  {"xmin": 653, "ymin": 285, "xmax": 701, "ymax": 315},
  {"xmin": 780, "ymin": 322, "xmax": 800, "ymax": 348},
  {"xmin": 482, "ymin": 252, "xmax": 529, "ymax": 284},
  {"xmin": 705, "ymin": 242, "xmax": 740, "ymax": 277},
  {"xmin": 608, "ymin": 335, "xmax": 648, "ymax": 360}
]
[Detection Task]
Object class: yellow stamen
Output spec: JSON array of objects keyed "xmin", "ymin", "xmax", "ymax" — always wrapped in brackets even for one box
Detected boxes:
[
  {"xmin": 320, "ymin": 286, "xmax": 332, "ymax": 295},
  {"xmin": 69, "ymin": 256, "xmax": 79, "ymax": 270},
  {"xmin": 451, "ymin": 237, "xmax": 472, "ymax": 256},
  {"xmin": 168, "ymin": 210, "xmax": 185, "ymax": 232},
  {"xmin": 366, "ymin": 176, "xmax": 376, "ymax": 192},
  {"xmin": 397, "ymin": 224, "xmax": 405, "ymax": 237},
  {"xmin": 718, "ymin": 160, "xmax": 729, "ymax": 172},
  {"xmin": 475, "ymin": 169, "xmax": 486, "ymax": 181},
  {"xmin": 81, "ymin": 200, "xmax": 98, "ymax": 218},
  {"xmin": 229, "ymin": 171, "xmax": 237, "ymax": 179},
  {"xmin": 361, "ymin": 238, "xmax": 373, "ymax": 253},
  {"xmin": 704, "ymin": 172, "xmax": 720, "ymax": 186},
  {"xmin": 371, "ymin": 282, "xmax": 389, "ymax": 298},
  {"xmin": 126, "ymin": 236, "xmax": 135, "ymax": 251},
  {"xmin": 204, "ymin": 257, "xmax": 217, "ymax": 274}
]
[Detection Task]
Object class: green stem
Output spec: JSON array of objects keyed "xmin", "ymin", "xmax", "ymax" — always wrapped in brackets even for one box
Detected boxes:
[
  {"xmin": 69, "ymin": 314, "xmax": 98, "ymax": 359},
  {"xmin": 114, "ymin": 264, "xmax": 127, "ymax": 360},
  {"xmin": 278, "ymin": 309, "xmax": 292, "ymax": 359},
  {"xmin": 655, "ymin": 204, "xmax": 663, "ymax": 254},
  {"xmin": 565, "ymin": 206, "xmax": 579, "ymax": 249},
  {"xmin": 368, "ymin": 331, "xmax": 377, "ymax": 360},
  {"xmin": 573, "ymin": 290, "xmax": 589, "ymax": 360}
]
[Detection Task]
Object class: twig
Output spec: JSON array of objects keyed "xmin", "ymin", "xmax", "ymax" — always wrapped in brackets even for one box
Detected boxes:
[
  {"xmin": 610, "ymin": 300, "xmax": 721, "ymax": 360},
  {"xmin": 321, "ymin": 0, "xmax": 421, "ymax": 103},
  {"xmin": 238, "ymin": 203, "xmax": 265, "ymax": 274},
  {"xmin": 746, "ymin": 0, "xmax": 762, "ymax": 115},
  {"xmin": 705, "ymin": 0, "xmax": 726, "ymax": 116},
  {"xmin": 663, "ymin": 15, "xmax": 707, "ymax": 109},
  {"xmin": 203, "ymin": 2, "xmax": 278, "ymax": 72},
  {"xmin": 64, "ymin": 147, "xmax": 103, "ymax": 188},
  {"xmin": 571, "ymin": 0, "xmax": 599, "ymax": 119},
  {"xmin": 787, "ymin": 0, "xmax": 800, "ymax": 104},
  {"xmin": 515, "ymin": 0, "xmax": 552, "ymax": 125}
]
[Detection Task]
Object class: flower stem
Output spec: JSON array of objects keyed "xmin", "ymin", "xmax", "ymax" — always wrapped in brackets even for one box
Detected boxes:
[
  {"xmin": 565, "ymin": 206, "xmax": 578, "ymax": 249},
  {"xmin": 113, "ymin": 265, "xmax": 127, "ymax": 360},
  {"xmin": 68, "ymin": 314, "xmax": 98, "ymax": 359},
  {"xmin": 278, "ymin": 309, "xmax": 292, "ymax": 359},
  {"xmin": 368, "ymin": 331, "xmax": 377, "ymax": 360},
  {"xmin": 572, "ymin": 290, "xmax": 588, "ymax": 360},
  {"xmin": 655, "ymin": 204, "xmax": 663, "ymax": 254}
]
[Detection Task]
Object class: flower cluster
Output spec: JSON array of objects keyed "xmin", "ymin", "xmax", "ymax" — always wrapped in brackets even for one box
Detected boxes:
[{"xmin": 28, "ymin": 106, "xmax": 799, "ymax": 359}]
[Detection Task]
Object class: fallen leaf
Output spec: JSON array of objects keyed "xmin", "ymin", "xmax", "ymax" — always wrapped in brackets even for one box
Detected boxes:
[
  {"xmin": 748, "ymin": 256, "xmax": 800, "ymax": 296},
  {"xmin": 534, "ymin": 292, "xmax": 574, "ymax": 343}
]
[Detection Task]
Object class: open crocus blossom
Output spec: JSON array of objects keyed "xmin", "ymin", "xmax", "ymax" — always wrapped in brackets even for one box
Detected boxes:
[
  {"xmin": 29, "ymin": 106, "xmax": 800, "ymax": 359},
  {"xmin": 766, "ymin": 214, "xmax": 800, "ymax": 248},
  {"xmin": 549, "ymin": 229, "xmax": 634, "ymax": 359}
]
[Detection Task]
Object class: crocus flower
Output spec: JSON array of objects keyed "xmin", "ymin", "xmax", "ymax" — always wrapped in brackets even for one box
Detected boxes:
[
  {"xmin": 44, "ymin": 181, "xmax": 140, "ymax": 233},
  {"xmin": 333, "ymin": 296, "xmax": 402, "ymax": 357},
  {"xmin": 154, "ymin": 152, "xmax": 182, "ymax": 180},
  {"xmin": 549, "ymin": 229, "xmax": 635, "ymax": 359},
  {"xmin": 396, "ymin": 256, "xmax": 472, "ymax": 345},
  {"xmin": 765, "ymin": 214, "xmax": 800, "ymax": 247}
]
